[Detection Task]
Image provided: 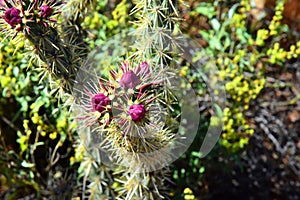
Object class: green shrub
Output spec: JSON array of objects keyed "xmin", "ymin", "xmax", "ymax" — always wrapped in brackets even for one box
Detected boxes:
[{"xmin": 187, "ymin": 0, "xmax": 300, "ymax": 152}]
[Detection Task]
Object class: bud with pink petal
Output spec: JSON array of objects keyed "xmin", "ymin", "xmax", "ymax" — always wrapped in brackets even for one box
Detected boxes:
[
  {"xmin": 128, "ymin": 104, "xmax": 146, "ymax": 122},
  {"xmin": 4, "ymin": 7, "xmax": 22, "ymax": 27},
  {"xmin": 91, "ymin": 93, "xmax": 111, "ymax": 113},
  {"xmin": 120, "ymin": 70, "xmax": 139, "ymax": 89},
  {"xmin": 135, "ymin": 61, "xmax": 150, "ymax": 77},
  {"xmin": 140, "ymin": 61, "xmax": 150, "ymax": 75},
  {"xmin": 40, "ymin": 5, "xmax": 53, "ymax": 18}
]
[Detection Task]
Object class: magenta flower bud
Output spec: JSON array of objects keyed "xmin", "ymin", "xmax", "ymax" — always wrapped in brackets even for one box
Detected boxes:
[
  {"xmin": 4, "ymin": 7, "xmax": 22, "ymax": 27},
  {"xmin": 135, "ymin": 61, "xmax": 150, "ymax": 77},
  {"xmin": 120, "ymin": 70, "xmax": 139, "ymax": 89},
  {"xmin": 140, "ymin": 61, "xmax": 150, "ymax": 75},
  {"xmin": 128, "ymin": 104, "xmax": 146, "ymax": 122},
  {"xmin": 40, "ymin": 5, "xmax": 53, "ymax": 18},
  {"xmin": 91, "ymin": 93, "xmax": 111, "ymax": 113}
]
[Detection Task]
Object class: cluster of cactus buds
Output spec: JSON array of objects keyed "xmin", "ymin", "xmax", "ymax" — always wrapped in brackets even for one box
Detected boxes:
[
  {"xmin": 76, "ymin": 61, "xmax": 155, "ymax": 127},
  {"xmin": 74, "ymin": 60, "xmax": 178, "ymax": 173},
  {"xmin": 0, "ymin": 0, "xmax": 90, "ymax": 95},
  {"xmin": 1, "ymin": 0, "xmax": 63, "ymax": 32}
]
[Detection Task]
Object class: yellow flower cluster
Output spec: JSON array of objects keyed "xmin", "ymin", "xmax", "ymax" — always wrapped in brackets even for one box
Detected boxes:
[
  {"xmin": 218, "ymin": 58, "xmax": 265, "ymax": 152},
  {"xmin": 231, "ymin": 0, "xmax": 250, "ymax": 29},
  {"xmin": 222, "ymin": 107, "xmax": 255, "ymax": 151},
  {"xmin": 269, "ymin": 0, "xmax": 284, "ymax": 36},
  {"xmin": 255, "ymin": 0, "xmax": 286, "ymax": 46},
  {"xmin": 82, "ymin": 0, "xmax": 130, "ymax": 48},
  {"xmin": 213, "ymin": 0, "xmax": 300, "ymax": 152},
  {"xmin": 267, "ymin": 42, "xmax": 300, "ymax": 64},
  {"xmin": 183, "ymin": 187, "xmax": 196, "ymax": 200}
]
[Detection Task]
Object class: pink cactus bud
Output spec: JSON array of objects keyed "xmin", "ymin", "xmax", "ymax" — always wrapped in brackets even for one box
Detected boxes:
[
  {"xmin": 140, "ymin": 61, "xmax": 150, "ymax": 75},
  {"xmin": 91, "ymin": 93, "xmax": 111, "ymax": 113},
  {"xmin": 135, "ymin": 61, "xmax": 150, "ymax": 77},
  {"xmin": 40, "ymin": 5, "xmax": 53, "ymax": 18},
  {"xmin": 4, "ymin": 7, "xmax": 22, "ymax": 27},
  {"xmin": 120, "ymin": 70, "xmax": 139, "ymax": 89},
  {"xmin": 128, "ymin": 104, "xmax": 146, "ymax": 122}
]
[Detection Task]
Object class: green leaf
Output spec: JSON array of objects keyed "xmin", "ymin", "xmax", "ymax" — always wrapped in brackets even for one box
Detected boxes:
[
  {"xmin": 199, "ymin": 166, "xmax": 205, "ymax": 174},
  {"xmin": 228, "ymin": 3, "xmax": 240, "ymax": 19},
  {"xmin": 21, "ymin": 161, "xmax": 35, "ymax": 168},
  {"xmin": 191, "ymin": 151, "xmax": 202, "ymax": 158},
  {"xmin": 195, "ymin": 4, "xmax": 215, "ymax": 19},
  {"xmin": 210, "ymin": 37, "xmax": 222, "ymax": 50},
  {"xmin": 16, "ymin": 96, "xmax": 29, "ymax": 112},
  {"xmin": 211, "ymin": 18, "xmax": 221, "ymax": 31},
  {"xmin": 13, "ymin": 67, "xmax": 19, "ymax": 77},
  {"xmin": 199, "ymin": 30, "xmax": 210, "ymax": 41},
  {"xmin": 223, "ymin": 36, "xmax": 231, "ymax": 51},
  {"xmin": 193, "ymin": 158, "xmax": 199, "ymax": 166},
  {"xmin": 29, "ymin": 171, "xmax": 35, "ymax": 179},
  {"xmin": 30, "ymin": 96, "xmax": 45, "ymax": 113},
  {"xmin": 173, "ymin": 170, "xmax": 178, "ymax": 180}
]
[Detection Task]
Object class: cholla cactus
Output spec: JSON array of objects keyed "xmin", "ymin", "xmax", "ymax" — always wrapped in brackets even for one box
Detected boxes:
[
  {"xmin": 61, "ymin": 0, "xmax": 96, "ymax": 59},
  {"xmin": 0, "ymin": 0, "xmax": 92, "ymax": 95},
  {"xmin": 73, "ymin": 55, "xmax": 186, "ymax": 199}
]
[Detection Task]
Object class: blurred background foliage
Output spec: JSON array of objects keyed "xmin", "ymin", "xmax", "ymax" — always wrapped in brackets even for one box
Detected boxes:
[
  {"xmin": 0, "ymin": 37, "xmax": 77, "ymax": 199},
  {"xmin": 1, "ymin": 0, "xmax": 300, "ymax": 199}
]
